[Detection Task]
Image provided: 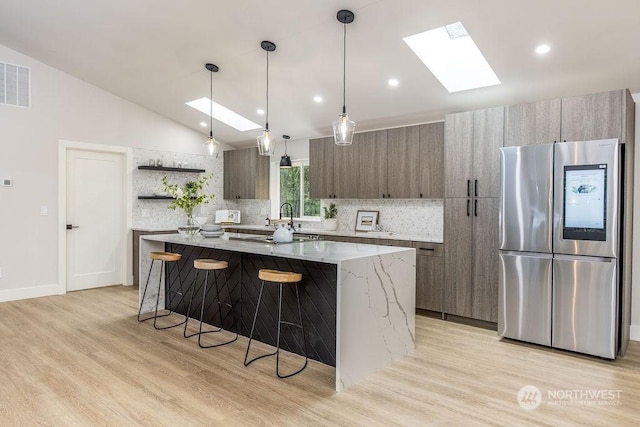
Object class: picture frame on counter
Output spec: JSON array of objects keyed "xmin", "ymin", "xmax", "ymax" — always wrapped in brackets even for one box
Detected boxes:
[{"xmin": 355, "ymin": 210, "xmax": 379, "ymax": 231}]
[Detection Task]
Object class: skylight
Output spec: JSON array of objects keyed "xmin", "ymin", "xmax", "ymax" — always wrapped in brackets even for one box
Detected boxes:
[
  {"xmin": 186, "ymin": 97, "xmax": 261, "ymax": 132},
  {"xmin": 403, "ymin": 22, "xmax": 500, "ymax": 93}
]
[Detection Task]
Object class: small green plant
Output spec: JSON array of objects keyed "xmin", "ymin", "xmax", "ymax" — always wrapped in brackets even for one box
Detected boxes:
[
  {"xmin": 323, "ymin": 202, "xmax": 337, "ymax": 219},
  {"xmin": 161, "ymin": 173, "xmax": 214, "ymax": 218}
]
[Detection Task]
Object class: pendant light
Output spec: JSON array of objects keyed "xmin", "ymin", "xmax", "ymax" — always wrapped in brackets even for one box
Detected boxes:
[
  {"xmin": 203, "ymin": 63, "xmax": 221, "ymax": 158},
  {"xmin": 280, "ymin": 134, "xmax": 292, "ymax": 168},
  {"xmin": 333, "ymin": 9, "xmax": 356, "ymax": 146},
  {"xmin": 257, "ymin": 41, "xmax": 277, "ymax": 156}
]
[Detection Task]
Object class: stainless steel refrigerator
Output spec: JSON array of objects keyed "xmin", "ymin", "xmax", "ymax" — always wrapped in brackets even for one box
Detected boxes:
[{"xmin": 498, "ymin": 139, "xmax": 627, "ymax": 359}]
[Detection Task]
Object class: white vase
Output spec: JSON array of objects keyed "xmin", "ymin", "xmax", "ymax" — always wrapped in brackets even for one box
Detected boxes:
[{"xmin": 323, "ymin": 218, "xmax": 338, "ymax": 231}]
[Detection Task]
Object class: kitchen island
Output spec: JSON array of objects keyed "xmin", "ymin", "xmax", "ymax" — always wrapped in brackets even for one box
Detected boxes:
[{"xmin": 139, "ymin": 233, "xmax": 415, "ymax": 391}]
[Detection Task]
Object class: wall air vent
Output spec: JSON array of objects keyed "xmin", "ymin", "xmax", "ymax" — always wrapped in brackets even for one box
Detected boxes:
[{"xmin": 0, "ymin": 62, "xmax": 30, "ymax": 108}]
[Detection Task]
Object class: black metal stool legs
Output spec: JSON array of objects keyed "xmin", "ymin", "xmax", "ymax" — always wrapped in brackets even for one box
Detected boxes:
[
  {"xmin": 244, "ymin": 280, "xmax": 308, "ymax": 378},
  {"xmin": 276, "ymin": 282, "xmax": 308, "ymax": 378},
  {"xmin": 137, "ymin": 258, "xmax": 188, "ymax": 330},
  {"xmin": 185, "ymin": 268, "xmax": 239, "ymax": 348}
]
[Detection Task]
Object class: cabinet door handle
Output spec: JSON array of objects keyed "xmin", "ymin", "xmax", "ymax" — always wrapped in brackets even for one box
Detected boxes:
[
  {"xmin": 467, "ymin": 180, "xmax": 470, "ymax": 197},
  {"xmin": 474, "ymin": 199, "xmax": 478, "ymax": 217},
  {"xmin": 419, "ymin": 247, "xmax": 435, "ymax": 251},
  {"xmin": 420, "ymin": 193, "xmax": 423, "ymax": 198},
  {"xmin": 466, "ymin": 199, "xmax": 470, "ymax": 216},
  {"xmin": 387, "ymin": 193, "xmax": 391, "ymax": 198},
  {"xmin": 474, "ymin": 179, "xmax": 478, "ymax": 197},
  {"xmin": 382, "ymin": 193, "xmax": 386, "ymax": 198}
]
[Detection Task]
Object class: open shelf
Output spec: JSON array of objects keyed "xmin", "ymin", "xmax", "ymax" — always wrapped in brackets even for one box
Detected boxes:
[
  {"xmin": 137, "ymin": 195, "xmax": 197, "ymax": 200},
  {"xmin": 138, "ymin": 166, "xmax": 206, "ymax": 173}
]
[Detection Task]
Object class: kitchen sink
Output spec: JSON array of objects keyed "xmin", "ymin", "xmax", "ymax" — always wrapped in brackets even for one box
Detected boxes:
[{"xmin": 227, "ymin": 235, "xmax": 320, "ymax": 244}]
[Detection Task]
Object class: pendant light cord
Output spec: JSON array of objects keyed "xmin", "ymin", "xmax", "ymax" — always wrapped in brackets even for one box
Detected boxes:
[
  {"xmin": 265, "ymin": 50, "xmax": 270, "ymax": 131},
  {"xmin": 342, "ymin": 22, "xmax": 347, "ymax": 115},
  {"xmin": 209, "ymin": 69, "xmax": 213, "ymax": 138}
]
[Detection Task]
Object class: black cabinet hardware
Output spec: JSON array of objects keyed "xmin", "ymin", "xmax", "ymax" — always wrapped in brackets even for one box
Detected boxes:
[
  {"xmin": 474, "ymin": 179, "xmax": 478, "ymax": 197},
  {"xmin": 382, "ymin": 194, "xmax": 386, "ymax": 198},
  {"xmin": 474, "ymin": 199, "xmax": 478, "ymax": 216},
  {"xmin": 419, "ymin": 247, "xmax": 435, "ymax": 251},
  {"xmin": 138, "ymin": 165, "xmax": 205, "ymax": 173},
  {"xmin": 387, "ymin": 193, "xmax": 391, "ymax": 198},
  {"xmin": 466, "ymin": 199, "xmax": 470, "ymax": 216},
  {"xmin": 467, "ymin": 180, "xmax": 470, "ymax": 197},
  {"xmin": 419, "ymin": 193, "xmax": 423, "ymax": 198}
]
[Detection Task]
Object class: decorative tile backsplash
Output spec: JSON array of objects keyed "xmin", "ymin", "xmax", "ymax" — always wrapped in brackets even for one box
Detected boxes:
[
  {"xmin": 321, "ymin": 199, "xmax": 443, "ymax": 238},
  {"xmin": 132, "ymin": 147, "xmax": 443, "ymax": 240},
  {"xmin": 132, "ymin": 148, "xmax": 225, "ymax": 229}
]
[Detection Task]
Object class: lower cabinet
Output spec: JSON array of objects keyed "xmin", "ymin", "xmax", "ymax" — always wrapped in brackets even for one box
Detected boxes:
[{"xmin": 414, "ymin": 243, "xmax": 444, "ymax": 312}]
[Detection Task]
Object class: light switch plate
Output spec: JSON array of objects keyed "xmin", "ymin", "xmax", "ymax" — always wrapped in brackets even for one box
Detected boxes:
[{"xmin": 2, "ymin": 178, "xmax": 12, "ymax": 187}]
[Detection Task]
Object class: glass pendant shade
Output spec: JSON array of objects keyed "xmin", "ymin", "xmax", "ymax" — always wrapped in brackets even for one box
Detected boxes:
[
  {"xmin": 257, "ymin": 129, "xmax": 276, "ymax": 155},
  {"xmin": 203, "ymin": 133, "xmax": 220, "ymax": 158},
  {"xmin": 333, "ymin": 113, "xmax": 355, "ymax": 145}
]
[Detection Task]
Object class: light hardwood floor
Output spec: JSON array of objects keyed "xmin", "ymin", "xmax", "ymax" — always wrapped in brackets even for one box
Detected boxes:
[{"xmin": 1, "ymin": 285, "xmax": 639, "ymax": 426}]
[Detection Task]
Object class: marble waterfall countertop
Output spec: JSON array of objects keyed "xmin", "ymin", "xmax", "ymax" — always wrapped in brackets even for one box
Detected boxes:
[
  {"xmin": 140, "ymin": 233, "xmax": 416, "ymax": 391},
  {"xmin": 142, "ymin": 232, "xmax": 415, "ymax": 264},
  {"xmin": 224, "ymin": 224, "xmax": 443, "ymax": 243}
]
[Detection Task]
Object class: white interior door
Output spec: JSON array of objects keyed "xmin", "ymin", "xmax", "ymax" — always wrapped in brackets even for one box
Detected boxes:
[{"xmin": 66, "ymin": 149, "xmax": 124, "ymax": 291}]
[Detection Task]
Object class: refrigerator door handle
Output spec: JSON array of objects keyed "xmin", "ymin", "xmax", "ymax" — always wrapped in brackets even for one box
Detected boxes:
[
  {"xmin": 474, "ymin": 199, "xmax": 478, "ymax": 217},
  {"xmin": 466, "ymin": 199, "xmax": 470, "ymax": 216}
]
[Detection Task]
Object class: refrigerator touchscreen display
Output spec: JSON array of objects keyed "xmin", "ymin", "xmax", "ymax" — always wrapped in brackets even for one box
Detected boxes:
[{"xmin": 563, "ymin": 164, "xmax": 607, "ymax": 241}]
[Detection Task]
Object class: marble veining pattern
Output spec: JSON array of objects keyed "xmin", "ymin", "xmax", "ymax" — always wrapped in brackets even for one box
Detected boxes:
[{"xmin": 337, "ymin": 250, "xmax": 415, "ymax": 390}]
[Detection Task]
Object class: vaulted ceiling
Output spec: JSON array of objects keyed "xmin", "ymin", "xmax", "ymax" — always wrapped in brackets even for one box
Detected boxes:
[{"xmin": 1, "ymin": 0, "xmax": 639, "ymax": 147}]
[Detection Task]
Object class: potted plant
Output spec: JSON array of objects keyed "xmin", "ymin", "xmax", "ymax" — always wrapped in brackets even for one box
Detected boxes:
[
  {"xmin": 323, "ymin": 202, "xmax": 338, "ymax": 231},
  {"xmin": 162, "ymin": 173, "xmax": 214, "ymax": 236}
]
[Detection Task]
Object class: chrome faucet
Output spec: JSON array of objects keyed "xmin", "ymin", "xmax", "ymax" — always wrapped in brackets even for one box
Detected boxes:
[{"xmin": 279, "ymin": 202, "xmax": 295, "ymax": 231}]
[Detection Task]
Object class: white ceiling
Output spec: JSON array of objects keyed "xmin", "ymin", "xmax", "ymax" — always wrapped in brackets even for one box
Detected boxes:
[{"xmin": 2, "ymin": 0, "xmax": 639, "ymax": 148}]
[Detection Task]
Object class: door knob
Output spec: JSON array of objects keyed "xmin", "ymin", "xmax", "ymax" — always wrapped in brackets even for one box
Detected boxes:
[{"xmin": 66, "ymin": 224, "xmax": 79, "ymax": 230}]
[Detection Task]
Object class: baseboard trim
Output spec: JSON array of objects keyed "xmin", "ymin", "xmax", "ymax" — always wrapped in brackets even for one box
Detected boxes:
[
  {"xmin": 630, "ymin": 325, "xmax": 640, "ymax": 342},
  {"xmin": 0, "ymin": 284, "xmax": 62, "ymax": 303}
]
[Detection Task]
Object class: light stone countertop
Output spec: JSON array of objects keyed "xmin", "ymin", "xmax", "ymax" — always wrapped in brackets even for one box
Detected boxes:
[
  {"xmin": 224, "ymin": 224, "xmax": 443, "ymax": 244},
  {"xmin": 142, "ymin": 232, "xmax": 414, "ymax": 264}
]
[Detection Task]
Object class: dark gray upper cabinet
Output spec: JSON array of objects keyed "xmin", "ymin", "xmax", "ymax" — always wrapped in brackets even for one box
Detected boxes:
[
  {"xmin": 561, "ymin": 89, "xmax": 634, "ymax": 144},
  {"xmin": 223, "ymin": 147, "xmax": 269, "ymax": 200},
  {"xmin": 387, "ymin": 126, "xmax": 419, "ymax": 199},
  {"xmin": 310, "ymin": 124, "xmax": 444, "ymax": 199},
  {"xmin": 504, "ymin": 99, "xmax": 561, "ymax": 147},
  {"xmin": 444, "ymin": 107, "xmax": 503, "ymax": 198},
  {"xmin": 333, "ymin": 141, "xmax": 360, "ymax": 199},
  {"xmin": 357, "ymin": 130, "xmax": 388, "ymax": 199},
  {"xmin": 309, "ymin": 137, "xmax": 335, "ymax": 199},
  {"xmin": 419, "ymin": 122, "xmax": 445, "ymax": 198}
]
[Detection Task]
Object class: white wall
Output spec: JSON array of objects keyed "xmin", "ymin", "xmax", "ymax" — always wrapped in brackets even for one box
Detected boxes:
[{"xmin": 0, "ymin": 43, "xmax": 223, "ymax": 300}]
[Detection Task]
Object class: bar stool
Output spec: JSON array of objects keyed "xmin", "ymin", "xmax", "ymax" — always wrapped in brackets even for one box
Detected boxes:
[
  {"xmin": 137, "ymin": 251, "xmax": 187, "ymax": 330},
  {"xmin": 184, "ymin": 259, "xmax": 239, "ymax": 348},
  {"xmin": 244, "ymin": 269, "xmax": 308, "ymax": 378}
]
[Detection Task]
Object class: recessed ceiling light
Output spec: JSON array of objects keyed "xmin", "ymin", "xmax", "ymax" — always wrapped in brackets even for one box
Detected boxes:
[
  {"xmin": 313, "ymin": 96, "xmax": 323, "ymax": 103},
  {"xmin": 256, "ymin": 109, "xmax": 265, "ymax": 115},
  {"xmin": 388, "ymin": 78, "xmax": 399, "ymax": 87},
  {"xmin": 403, "ymin": 21, "xmax": 500, "ymax": 93},
  {"xmin": 199, "ymin": 121, "xmax": 207, "ymax": 127},
  {"xmin": 186, "ymin": 97, "xmax": 261, "ymax": 132},
  {"xmin": 535, "ymin": 44, "xmax": 551, "ymax": 54}
]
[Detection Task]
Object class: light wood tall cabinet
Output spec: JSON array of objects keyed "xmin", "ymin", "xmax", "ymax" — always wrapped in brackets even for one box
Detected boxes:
[
  {"xmin": 223, "ymin": 147, "xmax": 269, "ymax": 199},
  {"xmin": 443, "ymin": 107, "xmax": 503, "ymax": 323}
]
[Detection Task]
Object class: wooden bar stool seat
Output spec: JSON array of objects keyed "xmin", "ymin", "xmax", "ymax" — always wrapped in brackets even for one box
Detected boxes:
[
  {"xmin": 184, "ymin": 259, "xmax": 238, "ymax": 348},
  {"xmin": 137, "ymin": 251, "xmax": 188, "ymax": 330},
  {"xmin": 244, "ymin": 268, "xmax": 308, "ymax": 378}
]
